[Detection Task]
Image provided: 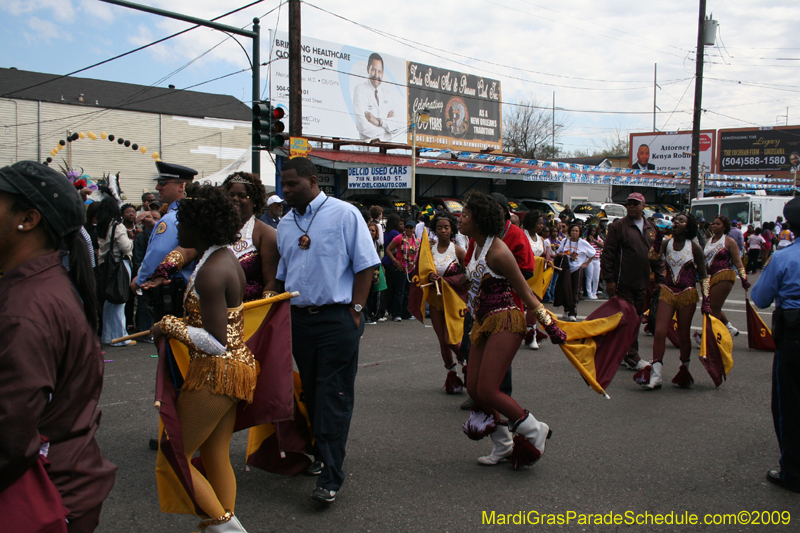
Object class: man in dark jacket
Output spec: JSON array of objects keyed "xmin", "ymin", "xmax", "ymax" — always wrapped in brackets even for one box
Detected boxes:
[{"xmin": 601, "ymin": 192, "xmax": 665, "ymax": 369}]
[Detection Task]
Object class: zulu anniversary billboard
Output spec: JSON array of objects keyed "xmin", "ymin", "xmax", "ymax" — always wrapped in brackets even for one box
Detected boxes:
[{"xmin": 406, "ymin": 62, "xmax": 502, "ymax": 152}]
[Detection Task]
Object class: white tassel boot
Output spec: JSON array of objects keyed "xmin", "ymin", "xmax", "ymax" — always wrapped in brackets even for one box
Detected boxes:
[
  {"xmin": 726, "ymin": 321, "xmax": 739, "ymax": 337},
  {"xmin": 642, "ymin": 361, "xmax": 663, "ymax": 389},
  {"xmin": 478, "ymin": 424, "xmax": 513, "ymax": 465},
  {"xmin": 508, "ymin": 411, "xmax": 552, "ymax": 469}
]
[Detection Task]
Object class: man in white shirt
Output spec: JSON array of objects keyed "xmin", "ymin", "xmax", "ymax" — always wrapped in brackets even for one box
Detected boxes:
[{"xmin": 353, "ymin": 53, "xmax": 400, "ymax": 141}]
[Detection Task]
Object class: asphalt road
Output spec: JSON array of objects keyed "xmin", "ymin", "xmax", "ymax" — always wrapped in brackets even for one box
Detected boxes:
[{"xmin": 94, "ymin": 274, "xmax": 799, "ymax": 532}]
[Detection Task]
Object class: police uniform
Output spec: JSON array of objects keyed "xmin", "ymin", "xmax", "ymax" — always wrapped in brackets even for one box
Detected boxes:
[
  {"xmin": 134, "ymin": 162, "xmax": 197, "ymax": 318},
  {"xmin": 751, "ymin": 196, "xmax": 800, "ymax": 493}
]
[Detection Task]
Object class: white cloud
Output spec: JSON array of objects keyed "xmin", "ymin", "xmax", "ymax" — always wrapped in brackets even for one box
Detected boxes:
[
  {"xmin": 1, "ymin": 0, "xmax": 76, "ymax": 22},
  {"xmin": 24, "ymin": 16, "xmax": 68, "ymax": 44},
  {"xmin": 80, "ymin": 0, "xmax": 115, "ymax": 22}
]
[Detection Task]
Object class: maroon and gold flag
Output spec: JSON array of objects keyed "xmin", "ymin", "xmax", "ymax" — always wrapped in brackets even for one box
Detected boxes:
[
  {"xmin": 552, "ymin": 296, "xmax": 641, "ymax": 398},
  {"xmin": 408, "ymin": 232, "xmax": 468, "ymax": 343},
  {"xmin": 527, "ymin": 256, "xmax": 555, "ymax": 300},
  {"xmin": 746, "ymin": 296, "xmax": 775, "ymax": 352},
  {"xmin": 154, "ymin": 294, "xmax": 296, "ymax": 515},
  {"xmin": 699, "ymin": 313, "xmax": 734, "ymax": 388}
]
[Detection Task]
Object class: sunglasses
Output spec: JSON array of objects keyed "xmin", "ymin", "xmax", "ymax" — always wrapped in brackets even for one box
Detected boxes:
[
  {"xmin": 626, "ymin": 201, "xmax": 642, "ymax": 206},
  {"xmin": 156, "ymin": 179, "xmax": 182, "ymax": 186}
]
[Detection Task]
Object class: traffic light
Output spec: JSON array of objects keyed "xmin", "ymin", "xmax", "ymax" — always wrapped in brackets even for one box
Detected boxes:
[{"xmin": 253, "ymin": 101, "xmax": 286, "ymax": 149}]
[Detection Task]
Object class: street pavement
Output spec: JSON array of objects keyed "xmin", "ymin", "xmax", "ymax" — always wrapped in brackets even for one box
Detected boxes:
[{"xmin": 95, "ymin": 273, "xmax": 799, "ymax": 532}]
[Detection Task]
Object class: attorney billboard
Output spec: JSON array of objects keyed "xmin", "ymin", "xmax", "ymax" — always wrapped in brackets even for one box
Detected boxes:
[
  {"xmin": 718, "ymin": 126, "xmax": 800, "ymax": 175},
  {"xmin": 407, "ymin": 62, "xmax": 502, "ymax": 152},
  {"xmin": 629, "ymin": 131, "xmax": 715, "ymax": 173}
]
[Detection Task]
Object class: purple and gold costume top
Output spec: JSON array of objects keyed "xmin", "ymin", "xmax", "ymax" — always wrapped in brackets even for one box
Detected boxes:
[
  {"xmin": 465, "ymin": 236, "xmax": 526, "ymax": 346},
  {"xmin": 229, "ymin": 216, "xmax": 263, "ymax": 302},
  {"xmin": 704, "ymin": 236, "xmax": 736, "ymax": 287},
  {"xmin": 660, "ymin": 238, "xmax": 699, "ymax": 310},
  {"xmin": 160, "ymin": 246, "xmax": 257, "ymax": 403}
]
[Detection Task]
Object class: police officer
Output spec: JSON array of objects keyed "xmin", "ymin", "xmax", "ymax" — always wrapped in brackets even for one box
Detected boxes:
[
  {"xmin": 751, "ymin": 196, "xmax": 800, "ymax": 493},
  {"xmin": 129, "ymin": 161, "xmax": 197, "ymax": 309}
]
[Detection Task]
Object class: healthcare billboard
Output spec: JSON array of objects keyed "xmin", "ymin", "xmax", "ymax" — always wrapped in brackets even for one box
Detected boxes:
[
  {"xmin": 406, "ymin": 62, "xmax": 502, "ymax": 152},
  {"xmin": 718, "ymin": 126, "xmax": 800, "ymax": 175},
  {"xmin": 629, "ymin": 131, "xmax": 715, "ymax": 173},
  {"xmin": 269, "ymin": 32, "xmax": 407, "ymax": 142}
]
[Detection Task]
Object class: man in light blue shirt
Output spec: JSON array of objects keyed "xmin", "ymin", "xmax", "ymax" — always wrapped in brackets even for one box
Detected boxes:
[
  {"xmin": 276, "ymin": 157, "xmax": 379, "ymax": 504},
  {"xmin": 751, "ymin": 197, "xmax": 800, "ymax": 494}
]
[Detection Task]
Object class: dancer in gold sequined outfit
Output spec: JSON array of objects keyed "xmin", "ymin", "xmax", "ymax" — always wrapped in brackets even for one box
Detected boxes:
[{"xmin": 153, "ymin": 185, "xmax": 252, "ymax": 532}]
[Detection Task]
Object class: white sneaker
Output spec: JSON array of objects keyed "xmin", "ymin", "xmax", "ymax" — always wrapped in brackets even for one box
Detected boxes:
[
  {"xmin": 726, "ymin": 322, "xmax": 739, "ymax": 337},
  {"xmin": 393, "ymin": 317, "xmax": 402, "ymax": 322},
  {"xmin": 377, "ymin": 317, "xmax": 387, "ymax": 322},
  {"xmin": 561, "ymin": 312, "xmax": 570, "ymax": 320},
  {"xmin": 569, "ymin": 315, "xmax": 577, "ymax": 322}
]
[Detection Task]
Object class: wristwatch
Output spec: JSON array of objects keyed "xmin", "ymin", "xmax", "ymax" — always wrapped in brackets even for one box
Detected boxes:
[{"xmin": 351, "ymin": 303, "xmax": 363, "ymax": 313}]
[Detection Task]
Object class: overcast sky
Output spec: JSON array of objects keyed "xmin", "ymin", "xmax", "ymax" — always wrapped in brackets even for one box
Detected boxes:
[{"xmin": 1, "ymin": 0, "xmax": 797, "ymax": 155}]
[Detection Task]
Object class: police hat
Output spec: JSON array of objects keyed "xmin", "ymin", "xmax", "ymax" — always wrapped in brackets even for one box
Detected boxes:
[
  {"xmin": 155, "ymin": 161, "xmax": 197, "ymax": 182},
  {"xmin": 784, "ymin": 197, "xmax": 800, "ymax": 227},
  {"xmin": 0, "ymin": 160, "xmax": 85, "ymax": 238}
]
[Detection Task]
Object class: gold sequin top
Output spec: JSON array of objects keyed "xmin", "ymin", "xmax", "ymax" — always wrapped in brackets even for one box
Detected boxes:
[{"xmin": 161, "ymin": 288, "xmax": 257, "ymax": 403}]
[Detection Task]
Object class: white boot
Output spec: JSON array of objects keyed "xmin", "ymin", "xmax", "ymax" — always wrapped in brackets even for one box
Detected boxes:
[
  {"xmin": 726, "ymin": 322, "xmax": 739, "ymax": 337},
  {"xmin": 514, "ymin": 412, "xmax": 551, "ymax": 458},
  {"xmin": 642, "ymin": 361, "xmax": 663, "ymax": 390},
  {"xmin": 478, "ymin": 424, "xmax": 513, "ymax": 465},
  {"xmin": 526, "ymin": 330, "xmax": 539, "ymax": 350},
  {"xmin": 199, "ymin": 512, "xmax": 248, "ymax": 533}
]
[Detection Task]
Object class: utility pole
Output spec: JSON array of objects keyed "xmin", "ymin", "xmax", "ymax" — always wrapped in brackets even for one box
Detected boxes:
[
  {"xmin": 288, "ymin": 0, "xmax": 302, "ymax": 137},
  {"xmin": 552, "ymin": 92, "xmax": 555, "ymax": 155},
  {"xmin": 689, "ymin": 0, "xmax": 707, "ymax": 200}
]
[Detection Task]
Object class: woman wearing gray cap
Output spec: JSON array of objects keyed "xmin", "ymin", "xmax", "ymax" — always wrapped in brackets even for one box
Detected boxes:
[{"xmin": 0, "ymin": 161, "xmax": 116, "ymax": 532}]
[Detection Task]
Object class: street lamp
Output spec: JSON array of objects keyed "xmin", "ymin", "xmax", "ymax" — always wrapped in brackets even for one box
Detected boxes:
[{"xmin": 410, "ymin": 108, "xmax": 430, "ymax": 207}]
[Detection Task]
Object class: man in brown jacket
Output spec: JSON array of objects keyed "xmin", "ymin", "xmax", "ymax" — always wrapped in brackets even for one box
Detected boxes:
[{"xmin": 601, "ymin": 192, "xmax": 665, "ymax": 369}]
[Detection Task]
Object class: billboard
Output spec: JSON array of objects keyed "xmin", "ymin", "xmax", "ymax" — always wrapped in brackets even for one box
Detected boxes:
[
  {"xmin": 406, "ymin": 62, "xmax": 502, "ymax": 152},
  {"xmin": 629, "ymin": 131, "xmax": 715, "ymax": 173},
  {"xmin": 269, "ymin": 32, "xmax": 407, "ymax": 142},
  {"xmin": 718, "ymin": 126, "xmax": 800, "ymax": 175}
]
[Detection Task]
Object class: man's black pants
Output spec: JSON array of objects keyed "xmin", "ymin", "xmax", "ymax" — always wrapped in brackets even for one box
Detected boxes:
[
  {"xmin": 773, "ymin": 322, "xmax": 800, "ymax": 490},
  {"xmin": 616, "ymin": 285, "xmax": 646, "ymax": 359},
  {"xmin": 292, "ymin": 305, "xmax": 364, "ymax": 492}
]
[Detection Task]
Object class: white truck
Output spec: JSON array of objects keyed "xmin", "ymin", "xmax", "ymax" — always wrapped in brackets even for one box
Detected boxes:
[{"xmin": 690, "ymin": 193, "xmax": 790, "ymax": 229}]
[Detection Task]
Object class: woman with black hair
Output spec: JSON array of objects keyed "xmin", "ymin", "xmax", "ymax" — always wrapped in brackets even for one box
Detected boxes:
[
  {"xmin": 97, "ymin": 196, "xmax": 135, "ymax": 346},
  {"xmin": 554, "ymin": 222, "xmax": 595, "ymax": 321},
  {"xmin": 144, "ymin": 172, "xmax": 279, "ymax": 302},
  {"xmin": 458, "ymin": 192, "xmax": 566, "ymax": 469},
  {"xmin": 0, "ymin": 161, "xmax": 116, "ymax": 532},
  {"xmin": 378, "ymin": 213, "xmax": 403, "ymax": 321},
  {"xmin": 705, "ymin": 215, "xmax": 749, "ymax": 338},
  {"xmin": 637, "ymin": 213, "xmax": 709, "ymax": 390},
  {"xmin": 522, "ymin": 211, "xmax": 546, "ymax": 349},
  {"xmin": 425, "ymin": 211, "xmax": 466, "ymax": 385},
  {"xmin": 154, "ymin": 184, "xmax": 253, "ymax": 532},
  {"xmin": 120, "ymin": 202, "xmax": 139, "ymax": 240}
]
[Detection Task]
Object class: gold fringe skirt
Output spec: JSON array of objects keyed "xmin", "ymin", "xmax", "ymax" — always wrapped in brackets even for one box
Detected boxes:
[
  {"xmin": 469, "ymin": 308, "xmax": 527, "ymax": 347},
  {"xmin": 710, "ymin": 269, "xmax": 736, "ymax": 288},
  {"xmin": 181, "ymin": 356, "xmax": 258, "ymax": 403},
  {"xmin": 659, "ymin": 286, "xmax": 699, "ymax": 311}
]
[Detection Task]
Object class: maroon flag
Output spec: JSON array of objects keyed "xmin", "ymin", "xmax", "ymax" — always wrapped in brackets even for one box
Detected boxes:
[
  {"xmin": 583, "ymin": 296, "xmax": 642, "ymax": 389},
  {"xmin": 746, "ymin": 296, "xmax": 775, "ymax": 352},
  {"xmin": 155, "ymin": 298, "xmax": 296, "ymax": 514},
  {"xmin": 698, "ymin": 313, "xmax": 734, "ymax": 388}
]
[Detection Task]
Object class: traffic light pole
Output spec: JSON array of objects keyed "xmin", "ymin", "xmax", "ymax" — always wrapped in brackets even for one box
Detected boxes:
[{"xmin": 98, "ymin": 0, "xmax": 261, "ymax": 175}]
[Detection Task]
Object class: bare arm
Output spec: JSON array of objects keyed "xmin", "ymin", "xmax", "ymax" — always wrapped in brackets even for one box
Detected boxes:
[
  {"xmin": 386, "ymin": 240, "xmax": 401, "ymax": 268},
  {"xmin": 254, "ymin": 221, "xmax": 280, "ymax": 293},
  {"xmin": 726, "ymin": 236, "xmax": 745, "ymax": 272}
]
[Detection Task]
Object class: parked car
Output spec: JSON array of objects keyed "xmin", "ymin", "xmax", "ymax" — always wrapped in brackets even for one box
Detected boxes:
[
  {"xmin": 506, "ymin": 199, "xmax": 529, "ymax": 220},
  {"xmin": 416, "ymin": 196, "xmax": 464, "ymax": 218},
  {"xmin": 572, "ymin": 202, "xmax": 626, "ymax": 223},
  {"xmin": 518, "ymin": 198, "xmax": 567, "ymax": 220}
]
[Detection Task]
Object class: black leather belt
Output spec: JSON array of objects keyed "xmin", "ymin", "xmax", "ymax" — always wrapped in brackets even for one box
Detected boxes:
[{"xmin": 293, "ymin": 303, "xmax": 347, "ymax": 315}]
